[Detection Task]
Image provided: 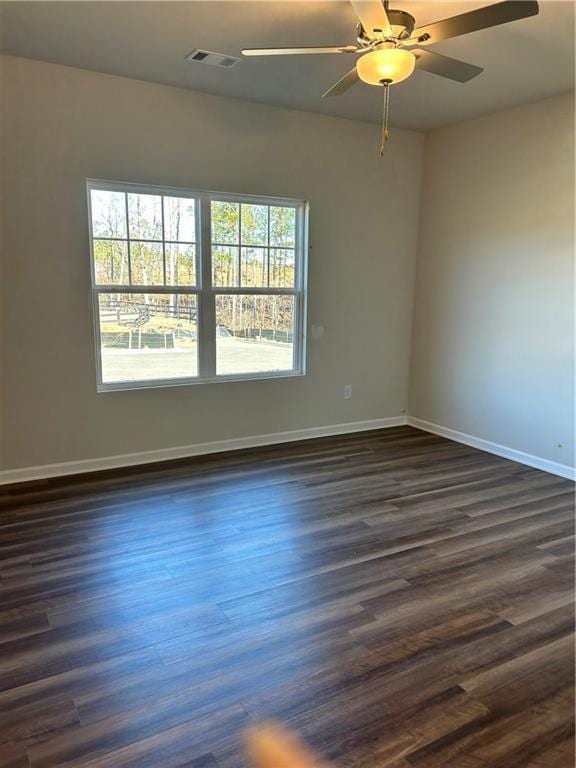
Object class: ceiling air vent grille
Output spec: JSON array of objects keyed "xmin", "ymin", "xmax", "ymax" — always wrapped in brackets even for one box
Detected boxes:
[{"xmin": 185, "ymin": 49, "xmax": 241, "ymax": 68}]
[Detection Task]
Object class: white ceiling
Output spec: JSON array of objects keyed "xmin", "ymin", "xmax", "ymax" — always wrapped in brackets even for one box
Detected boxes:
[{"xmin": 1, "ymin": 1, "xmax": 574, "ymax": 130}]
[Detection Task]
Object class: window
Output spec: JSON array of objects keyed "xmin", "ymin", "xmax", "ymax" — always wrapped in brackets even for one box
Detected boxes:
[{"xmin": 87, "ymin": 180, "xmax": 308, "ymax": 391}]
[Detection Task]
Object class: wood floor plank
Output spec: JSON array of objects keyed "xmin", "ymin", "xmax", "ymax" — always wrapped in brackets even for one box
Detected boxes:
[{"xmin": 0, "ymin": 427, "xmax": 573, "ymax": 767}]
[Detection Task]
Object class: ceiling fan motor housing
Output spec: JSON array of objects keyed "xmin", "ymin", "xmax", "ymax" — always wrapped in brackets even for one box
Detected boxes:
[
  {"xmin": 384, "ymin": 9, "xmax": 415, "ymax": 40},
  {"xmin": 357, "ymin": 9, "xmax": 415, "ymax": 47}
]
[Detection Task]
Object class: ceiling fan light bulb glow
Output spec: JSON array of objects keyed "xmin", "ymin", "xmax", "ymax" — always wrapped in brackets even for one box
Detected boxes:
[{"xmin": 356, "ymin": 48, "xmax": 416, "ymax": 85}]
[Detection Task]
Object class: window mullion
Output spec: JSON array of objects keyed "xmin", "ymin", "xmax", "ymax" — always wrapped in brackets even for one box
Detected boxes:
[
  {"xmin": 198, "ymin": 194, "xmax": 216, "ymax": 378},
  {"xmin": 238, "ymin": 204, "xmax": 242, "ymax": 288},
  {"xmin": 161, "ymin": 197, "xmax": 167, "ymax": 286},
  {"xmin": 266, "ymin": 206, "xmax": 271, "ymax": 287},
  {"xmin": 124, "ymin": 192, "xmax": 132, "ymax": 285}
]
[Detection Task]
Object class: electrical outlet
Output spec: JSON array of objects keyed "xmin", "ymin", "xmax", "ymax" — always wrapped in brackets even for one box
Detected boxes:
[{"xmin": 344, "ymin": 385, "xmax": 352, "ymax": 400}]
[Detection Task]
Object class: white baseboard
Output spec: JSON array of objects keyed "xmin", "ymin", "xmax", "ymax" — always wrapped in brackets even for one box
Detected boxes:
[
  {"xmin": 0, "ymin": 416, "xmax": 407, "ymax": 486},
  {"xmin": 4, "ymin": 414, "xmax": 572, "ymax": 486},
  {"xmin": 407, "ymin": 416, "xmax": 576, "ymax": 481}
]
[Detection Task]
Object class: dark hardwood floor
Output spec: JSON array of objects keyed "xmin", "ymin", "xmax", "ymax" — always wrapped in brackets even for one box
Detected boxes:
[{"xmin": 0, "ymin": 426, "xmax": 574, "ymax": 768}]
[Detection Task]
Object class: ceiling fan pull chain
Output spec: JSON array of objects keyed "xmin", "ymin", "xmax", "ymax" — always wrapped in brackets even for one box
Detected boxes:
[{"xmin": 379, "ymin": 79, "xmax": 391, "ymax": 156}]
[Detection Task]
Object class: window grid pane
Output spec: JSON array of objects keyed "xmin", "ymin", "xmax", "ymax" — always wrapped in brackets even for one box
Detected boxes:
[
  {"xmin": 130, "ymin": 241, "xmax": 164, "ymax": 286},
  {"xmin": 211, "ymin": 200, "xmax": 296, "ymax": 289},
  {"xmin": 91, "ymin": 190, "xmax": 127, "ymax": 238},
  {"xmin": 215, "ymin": 294, "xmax": 295, "ymax": 376},
  {"xmin": 165, "ymin": 244, "xmax": 196, "ymax": 287},
  {"xmin": 128, "ymin": 193, "xmax": 162, "ymax": 240},
  {"xmin": 213, "ymin": 246, "xmax": 239, "ymax": 287},
  {"xmin": 92, "ymin": 194, "xmax": 197, "ymax": 288},
  {"xmin": 97, "ymin": 292, "xmax": 198, "ymax": 383},
  {"xmin": 93, "ymin": 240, "xmax": 129, "ymax": 285}
]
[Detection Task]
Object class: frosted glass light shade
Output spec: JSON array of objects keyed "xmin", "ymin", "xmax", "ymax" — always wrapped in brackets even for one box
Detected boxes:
[{"xmin": 356, "ymin": 48, "xmax": 416, "ymax": 85}]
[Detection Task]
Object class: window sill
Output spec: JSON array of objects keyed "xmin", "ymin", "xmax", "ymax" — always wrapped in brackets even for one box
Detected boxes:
[{"xmin": 96, "ymin": 369, "xmax": 306, "ymax": 393}]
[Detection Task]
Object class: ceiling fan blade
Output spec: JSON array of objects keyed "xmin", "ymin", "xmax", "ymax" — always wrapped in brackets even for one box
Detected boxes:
[
  {"xmin": 322, "ymin": 68, "xmax": 360, "ymax": 98},
  {"xmin": 413, "ymin": 49, "xmax": 483, "ymax": 82},
  {"xmin": 413, "ymin": 0, "xmax": 539, "ymax": 45},
  {"xmin": 349, "ymin": 0, "xmax": 392, "ymax": 39},
  {"xmin": 242, "ymin": 45, "xmax": 359, "ymax": 57}
]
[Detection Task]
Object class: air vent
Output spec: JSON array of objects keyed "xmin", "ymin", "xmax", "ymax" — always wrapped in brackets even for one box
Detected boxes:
[{"xmin": 185, "ymin": 49, "xmax": 241, "ymax": 69}]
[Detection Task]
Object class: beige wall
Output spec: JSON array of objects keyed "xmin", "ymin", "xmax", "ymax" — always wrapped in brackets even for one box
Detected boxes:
[
  {"xmin": 409, "ymin": 93, "xmax": 575, "ymax": 469},
  {"xmin": 0, "ymin": 53, "xmax": 5, "ymax": 468},
  {"xmin": 0, "ymin": 56, "xmax": 424, "ymax": 470},
  {"xmin": 2, "ymin": 57, "xmax": 572, "ymax": 476}
]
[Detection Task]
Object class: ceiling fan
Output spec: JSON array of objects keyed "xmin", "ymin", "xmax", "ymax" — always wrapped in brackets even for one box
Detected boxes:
[{"xmin": 242, "ymin": 0, "xmax": 539, "ymax": 154}]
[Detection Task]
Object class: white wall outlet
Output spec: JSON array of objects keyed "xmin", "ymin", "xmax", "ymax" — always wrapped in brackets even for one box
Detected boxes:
[{"xmin": 344, "ymin": 385, "xmax": 352, "ymax": 400}]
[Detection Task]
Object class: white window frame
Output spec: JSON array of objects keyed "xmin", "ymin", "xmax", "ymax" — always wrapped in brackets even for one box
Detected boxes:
[{"xmin": 87, "ymin": 179, "xmax": 309, "ymax": 392}]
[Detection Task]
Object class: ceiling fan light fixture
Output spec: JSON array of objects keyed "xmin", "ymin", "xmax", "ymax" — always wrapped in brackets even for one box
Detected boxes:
[{"xmin": 356, "ymin": 48, "xmax": 416, "ymax": 85}]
